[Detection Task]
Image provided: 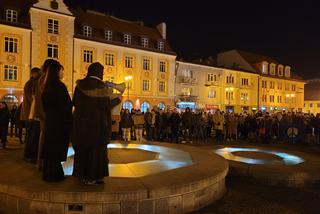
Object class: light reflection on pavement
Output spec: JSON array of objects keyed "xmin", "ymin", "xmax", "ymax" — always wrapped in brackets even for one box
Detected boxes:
[
  {"xmin": 215, "ymin": 147, "xmax": 305, "ymax": 165},
  {"xmin": 62, "ymin": 143, "xmax": 193, "ymax": 177}
]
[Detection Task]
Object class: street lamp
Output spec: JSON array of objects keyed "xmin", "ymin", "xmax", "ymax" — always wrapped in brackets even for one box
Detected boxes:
[{"xmin": 124, "ymin": 75, "xmax": 132, "ymax": 104}]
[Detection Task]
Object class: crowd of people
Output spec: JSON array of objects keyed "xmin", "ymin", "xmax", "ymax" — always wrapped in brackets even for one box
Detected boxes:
[
  {"xmin": 1, "ymin": 59, "xmax": 320, "ymax": 186},
  {"xmin": 119, "ymin": 107, "xmax": 320, "ymax": 145}
]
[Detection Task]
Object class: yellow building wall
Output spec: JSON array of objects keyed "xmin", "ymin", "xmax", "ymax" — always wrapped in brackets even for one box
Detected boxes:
[
  {"xmin": 303, "ymin": 100, "xmax": 320, "ymax": 115},
  {"xmin": 74, "ymin": 38, "xmax": 176, "ymax": 109},
  {"xmin": 30, "ymin": 7, "xmax": 75, "ymax": 92},
  {"xmin": 0, "ymin": 24, "xmax": 31, "ymax": 102},
  {"xmin": 259, "ymin": 76, "xmax": 304, "ymax": 111}
]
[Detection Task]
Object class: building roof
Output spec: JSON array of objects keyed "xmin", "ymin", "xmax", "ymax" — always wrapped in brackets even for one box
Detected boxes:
[
  {"xmin": 0, "ymin": 1, "xmax": 175, "ymax": 55},
  {"xmin": 218, "ymin": 49, "xmax": 303, "ymax": 81},
  {"xmin": 305, "ymin": 79, "xmax": 320, "ymax": 100},
  {"xmin": 0, "ymin": 0, "xmax": 37, "ymax": 29},
  {"xmin": 71, "ymin": 8, "xmax": 175, "ymax": 55}
]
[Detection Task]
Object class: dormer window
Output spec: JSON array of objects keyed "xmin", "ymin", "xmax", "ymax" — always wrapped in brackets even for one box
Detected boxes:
[
  {"xmin": 278, "ymin": 65, "xmax": 284, "ymax": 76},
  {"xmin": 6, "ymin": 9, "xmax": 18, "ymax": 22},
  {"xmin": 105, "ymin": 30, "xmax": 112, "ymax": 41},
  {"xmin": 269, "ymin": 63, "xmax": 276, "ymax": 75},
  {"xmin": 124, "ymin": 34, "xmax": 131, "ymax": 44},
  {"xmin": 141, "ymin": 37, "xmax": 148, "ymax": 48},
  {"xmin": 262, "ymin": 62, "xmax": 268, "ymax": 74},
  {"xmin": 285, "ymin": 66, "xmax": 291, "ymax": 78},
  {"xmin": 158, "ymin": 41, "xmax": 164, "ymax": 50},
  {"xmin": 83, "ymin": 26, "xmax": 92, "ymax": 37}
]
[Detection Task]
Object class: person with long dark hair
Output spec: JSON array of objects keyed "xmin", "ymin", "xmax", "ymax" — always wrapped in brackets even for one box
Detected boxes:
[
  {"xmin": 0, "ymin": 102, "xmax": 10, "ymax": 149},
  {"xmin": 41, "ymin": 60, "xmax": 72, "ymax": 182}
]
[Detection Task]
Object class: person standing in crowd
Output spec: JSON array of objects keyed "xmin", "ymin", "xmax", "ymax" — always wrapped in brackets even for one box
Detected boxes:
[
  {"xmin": 132, "ymin": 110, "xmax": 144, "ymax": 142},
  {"xmin": 213, "ymin": 109, "xmax": 224, "ymax": 143},
  {"xmin": 10, "ymin": 104, "xmax": 18, "ymax": 137},
  {"xmin": 22, "ymin": 67, "xmax": 41, "ymax": 163},
  {"xmin": 170, "ymin": 108, "xmax": 181, "ymax": 143},
  {"xmin": 0, "ymin": 102, "xmax": 10, "ymax": 149},
  {"xmin": 14, "ymin": 103, "xmax": 24, "ymax": 144},
  {"xmin": 144, "ymin": 108, "xmax": 153, "ymax": 141},
  {"xmin": 181, "ymin": 107, "xmax": 193, "ymax": 143},
  {"xmin": 121, "ymin": 109, "xmax": 133, "ymax": 142},
  {"xmin": 72, "ymin": 62, "xmax": 121, "ymax": 185},
  {"xmin": 41, "ymin": 60, "xmax": 72, "ymax": 182},
  {"xmin": 35, "ymin": 59, "xmax": 57, "ymax": 170}
]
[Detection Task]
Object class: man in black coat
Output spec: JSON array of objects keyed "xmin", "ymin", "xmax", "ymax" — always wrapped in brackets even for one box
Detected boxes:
[{"xmin": 72, "ymin": 62, "xmax": 121, "ymax": 185}]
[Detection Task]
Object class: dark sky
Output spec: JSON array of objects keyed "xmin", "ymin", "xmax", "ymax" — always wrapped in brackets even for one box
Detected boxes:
[{"xmin": 64, "ymin": 0, "xmax": 320, "ymax": 79}]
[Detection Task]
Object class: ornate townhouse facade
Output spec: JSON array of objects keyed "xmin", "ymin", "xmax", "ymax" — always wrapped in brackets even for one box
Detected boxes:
[
  {"xmin": 175, "ymin": 50, "xmax": 305, "ymax": 113},
  {"xmin": 303, "ymin": 79, "xmax": 320, "ymax": 114},
  {"xmin": 0, "ymin": 0, "xmax": 176, "ymax": 110}
]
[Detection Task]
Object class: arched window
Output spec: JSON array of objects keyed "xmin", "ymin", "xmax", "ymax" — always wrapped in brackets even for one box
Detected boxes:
[
  {"xmin": 122, "ymin": 100, "xmax": 133, "ymax": 111},
  {"xmin": 140, "ymin": 101, "xmax": 150, "ymax": 113},
  {"xmin": 158, "ymin": 102, "xmax": 166, "ymax": 110}
]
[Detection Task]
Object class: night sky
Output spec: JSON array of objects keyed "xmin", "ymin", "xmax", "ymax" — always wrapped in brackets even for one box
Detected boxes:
[{"xmin": 64, "ymin": 0, "xmax": 320, "ymax": 79}]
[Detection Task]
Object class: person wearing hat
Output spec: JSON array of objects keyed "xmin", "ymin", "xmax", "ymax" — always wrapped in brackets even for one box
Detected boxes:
[{"xmin": 72, "ymin": 62, "xmax": 122, "ymax": 185}]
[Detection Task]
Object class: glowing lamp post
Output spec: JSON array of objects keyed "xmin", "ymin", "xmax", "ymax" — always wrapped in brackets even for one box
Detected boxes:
[{"xmin": 124, "ymin": 75, "xmax": 133, "ymax": 103}]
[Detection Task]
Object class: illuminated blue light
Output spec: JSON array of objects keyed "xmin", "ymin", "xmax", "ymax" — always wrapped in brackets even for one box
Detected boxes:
[
  {"xmin": 215, "ymin": 147, "xmax": 305, "ymax": 165},
  {"xmin": 63, "ymin": 143, "xmax": 193, "ymax": 177}
]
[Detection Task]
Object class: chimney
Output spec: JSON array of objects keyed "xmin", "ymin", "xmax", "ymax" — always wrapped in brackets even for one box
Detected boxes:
[{"xmin": 156, "ymin": 22, "xmax": 166, "ymax": 40}]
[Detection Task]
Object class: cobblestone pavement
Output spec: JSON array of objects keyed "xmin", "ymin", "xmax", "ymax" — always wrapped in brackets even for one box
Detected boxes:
[{"xmin": 193, "ymin": 177, "xmax": 320, "ymax": 214}]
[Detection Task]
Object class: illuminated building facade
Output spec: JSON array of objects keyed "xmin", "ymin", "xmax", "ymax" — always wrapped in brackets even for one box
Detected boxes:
[{"xmin": 0, "ymin": 0, "xmax": 176, "ymax": 111}]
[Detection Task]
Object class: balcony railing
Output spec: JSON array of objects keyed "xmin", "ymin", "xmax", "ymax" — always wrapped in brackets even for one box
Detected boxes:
[
  {"xmin": 177, "ymin": 76, "xmax": 197, "ymax": 85},
  {"xmin": 176, "ymin": 94, "xmax": 198, "ymax": 102}
]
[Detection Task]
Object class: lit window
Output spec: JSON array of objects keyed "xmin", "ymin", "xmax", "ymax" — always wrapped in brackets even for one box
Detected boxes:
[
  {"xmin": 83, "ymin": 50, "xmax": 93, "ymax": 63},
  {"xmin": 141, "ymin": 37, "xmax": 148, "ymax": 47},
  {"xmin": 125, "ymin": 56, "xmax": 133, "ymax": 68},
  {"xmin": 159, "ymin": 81, "xmax": 166, "ymax": 92},
  {"xmin": 143, "ymin": 58, "xmax": 151, "ymax": 71},
  {"xmin": 182, "ymin": 87, "xmax": 191, "ymax": 96},
  {"xmin": 241, "ymin": 78, "xmax": 249, "ymax": 86},
  {"xmin": 142, "ymin": 80, "xmax": 150, "ymax": 91},
  {"xmin": 270, "ymin": 95, "xmax": 275, "ymax": 103},
  {"xmin": 262, "ymin": 62, "xmax": 268, "ymax": 74},
  {"xmin": 270, "ymin": 63, "xmax": 276, "ymax": 75},
  {"xmin": 241, "ymin": 93, "xmax": 249, "ymax": 101},
  {"xmin": 208, "ymin": 89, "xmax": 216, "ymax": 99},
  {"xmin": 4, "ymin": 65, "xmax": 18, "ymax": 81},
  {"xmin": 183, "ymin": 69, "xmax": 193, "ymax": 78},
  {"xmin": 158, "ymin": 102, "xmax": 165, "ymax": 110},
  {"xmin": 226, "ymin": 75, "xmax": 234, "ymax": 84},
  {"xmin": 270, "ymin": 81, "xmax": 274, "ymax": 89},
  {"xmin": 158, "ymin": 41, "xmax": 164, "ymax": 50},
  {"xmin": 105, "ymin": 30, "xmax": 112, "ymax": 41},
  {"xmin": 123, "ymin": 100, "xmax": 133, "ymax": 111},
  {"xmin": 83, "ymin": 26, "xmax": 92, "ymax": 37},
  {"xmin": 285, "ymin": 66, "xmax": 291, "ymax": 78},
  {"xmin": 124, "ymin": 34, "xmax": 131, "ymax": 44},
  {"xmin": 4, "ymin": 37, "xmax": 18, "ymax": 53},
  {"xmin": 160, "ymin": 61, "xmax": 167, "ymax": 73},
  {"xmin": 105, "ymin": 52, "xmax": 115, "ymax": 66},
  {"xmin": 208, "ymin": 73, "xmax": 217, "ymax": 82},
  {"xmin": 226, "ymin": 91, "xmax": 234, "ymax": 100},
  {"xmin": 48, "ymin": 19, "xmax": 59, "ymax": 34},
  {"xmin": 6, "ymin": 9, "xmax": 17, "ymax": 22},
  {"xmin": 140, "ymin": 102, "xmax": 150, "ymax": 113},
  {"xmin": 47, "ymin": 43, "xmax": 59, "ymax": 58}
]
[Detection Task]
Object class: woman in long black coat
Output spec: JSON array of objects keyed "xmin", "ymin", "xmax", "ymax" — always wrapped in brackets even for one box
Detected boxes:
[
  {"xmin": 72, "ymin": 62, "xmax": 121, "ymax": 185},
  {"xmin": 41, "ymin": 60, "xmax": 72, "ymax": 182},
  {"xmin": 0, "ymin": 102, "xmax": 10, "ymax": 149}
]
